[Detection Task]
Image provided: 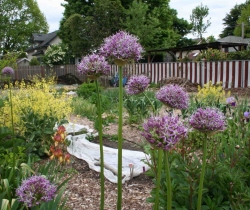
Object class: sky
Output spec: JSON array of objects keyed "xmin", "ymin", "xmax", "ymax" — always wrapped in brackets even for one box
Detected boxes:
[{"xmin": 37, "ymin": 0, "xmax": 247, "ymax": 39}]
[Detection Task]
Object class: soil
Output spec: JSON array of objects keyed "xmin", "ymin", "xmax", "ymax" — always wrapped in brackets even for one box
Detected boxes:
[{"xmin": 62, "ymin": 115, "xmax": 154, "ymax": 210}]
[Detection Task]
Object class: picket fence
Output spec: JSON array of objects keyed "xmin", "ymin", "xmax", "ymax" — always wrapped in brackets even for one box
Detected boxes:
[{"xmin": 16, "ymin": 61, "xmax": 250, "ymax": 88}]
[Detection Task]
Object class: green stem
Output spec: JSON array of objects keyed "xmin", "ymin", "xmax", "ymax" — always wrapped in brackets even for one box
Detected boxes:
[
  {"xmin": 9, "ymin": 79, "xmax": 14, "ymax": 134},
  {"xmin": 117, "ymin": 66, "xmax": 123, "ymax": 210},
  {"xmin": 95, "ymin": 80, "xmax": 105, "ymax": 210},
  {"xmin": 197, "ymin": 134, "xmax": 208, "ymax": 210},
  {"xmin": 143, "ymin": 92, "xmax": 156, "ymax": 114},
  {"xmin": 154, "ymin": 149, "xmax": 163, "ymax": 210},
  {"xmin": 9, "ymin": 78, "xmax": 15, "ymax": 177},
  {"xmin": 165, "ymin": 151, "xmax": 172, "ymax": 210}
]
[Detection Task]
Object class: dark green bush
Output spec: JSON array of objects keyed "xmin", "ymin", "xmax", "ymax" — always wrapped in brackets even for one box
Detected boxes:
[{"xmin": 76, "ymin": 81, "xmax": 102, "ymax": 99}]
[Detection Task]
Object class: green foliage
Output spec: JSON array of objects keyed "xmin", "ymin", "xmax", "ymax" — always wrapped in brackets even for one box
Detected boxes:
[
  {"xmin": 42, "ymin": 43, "xmax": 67, "ymax": 68},
  {"xmin": 123, "ymin": 0, "xmax": 161, "ymax": 50},
  {"xmin": 71, "ymin": 97, "xmax": 97, "ymax": 119},
  {"xmin": 124, "ymin": 91, "xmax": 161, "ymax": 124},
  {"xmin": 145, "ymin": 91, "xmax": 250, "ymax": 209},
  {"xmin": 220, "ymin": 1, "xmax": 250, "ymax": 38},
  {"xmin": 0, "ymin": 0, "xmax": 48, "ymax": 54},
  {"xmin": 227, "ymin": 49, "xmax": 250, "ymax": 60},
  {"xmin": 29, "ymin": 57, "xmax": 40, "ymax": 66},
  {"xmin": 0, "ymin": 157, "xmax": 71, "ymax": 210},
  {"xmin": 234, "ymin": 2, "xmax": 250, "ymax": 37},
  {"xmin": 76, "ymin": 81, "xmax": 101, "ymax": 99},
  {"xmin": 21, "ymin": 109, "xmax": 63, "ymax": 157},
  {"xmin": 190, "ymin": 3, "xmax": 211, "ymax": 39},
  {"xmin": 0, "ymin": 51, "xmax": 21, "ymax": 71},
  {"xmin": 195, "ymin": 48, "xmax": 227, "ymax": 61},
  {"xmin": 59, "ymin": 0, "xmax": 192, "ymax": 54}
]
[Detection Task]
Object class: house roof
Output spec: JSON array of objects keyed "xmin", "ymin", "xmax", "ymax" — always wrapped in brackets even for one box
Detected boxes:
[
  {"xmin": 146, "ymin": 36, "xmax": 250, "ymax": 61},
  {"xmin": 26, "ymin": 31, "xmax": 58, "ymax": 52},
  {"xmin": 17, "ymin": 58, "xmax": 30, "ymax": 63},
  {"xmin": 147, "ymin": 40, "xmax": 248, "ymax": 54},
  {"xmin": 217, "ymin": 35, "xmax": 250, "ymax": 43}
]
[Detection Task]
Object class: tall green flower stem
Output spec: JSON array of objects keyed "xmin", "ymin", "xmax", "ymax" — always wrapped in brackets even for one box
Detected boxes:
[
  {"xmin": 154, "ymin": 149, "xmax": 163, "ymax": 210},
  {"xmin": 197, "ymin": 133, "xmax": 208, "ymax": 210},
  {"xmin": 8, "ymin": 78, "xmax": 16, "ymax": 177},
  {"xmin": 117, "ymin": 65, "xmax": 123, "ymax": 210},
  {"xmin": 8, "ymin": 78, "xmax": 14, "ymax": 134},
  {"xmin": 165, "ymin": 151, "xmax": 172, "ymax": 210},
  {"xmin": 95, "ymin": 80, "xmax": 105, "ymax": 210},
  {"xmin": 143, "ymin": 92, "xmax": 156, "ymax": 114}
]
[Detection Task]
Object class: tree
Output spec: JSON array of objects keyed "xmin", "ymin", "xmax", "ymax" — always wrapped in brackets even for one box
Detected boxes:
[
  {"xmin": 123, "ymin": 0, "xmax": 161, "ymax": 50},
  {"xmin": 0, "ymin": 0, "xmax": 48, "ymax": 54},
  {"xmin": 206, "ymin": 35, "xmax": 216, "ymax": 43},
  {"xmin": 59, "ymin": 0, "xmax": 191, "ymax": 56},
  {"xmin": 59, "ymin": 0, "xmax": 124, "ymax": 57},
  {"xmin": 220, "ymin": 2, "xmax": 250, "ymax": 38},
  {"xmin": 234, "ymin": 3, "xmax": 250, "ymax": 38},
  {"xmin": 190, "ymin": 3, "xmax": 211, "ymax": 40}
]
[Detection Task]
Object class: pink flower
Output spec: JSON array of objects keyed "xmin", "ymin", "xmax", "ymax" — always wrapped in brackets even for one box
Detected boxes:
[{"xmin": 99, "ymin": 31, "xmax": 144, "ymax": 62}]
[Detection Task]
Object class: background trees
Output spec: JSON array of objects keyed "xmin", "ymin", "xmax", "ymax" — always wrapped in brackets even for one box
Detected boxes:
[
  {"xmin": 0, "ymin": 0, "xmax": 48, "ymax": 54},
  {"xmin": 58, "ymin": 0, "xmax": 192, "ymax": 56},
  {"xmin": 190, "ymin": 3, "xmax": 211, "ymax": 41},
  {"xmin": 220, "ymin": 1, "xmax": 250, "ymax": 38},
  {"xmin": 234, "ymin": 3, "xmax": 250, "ymax": 38}
]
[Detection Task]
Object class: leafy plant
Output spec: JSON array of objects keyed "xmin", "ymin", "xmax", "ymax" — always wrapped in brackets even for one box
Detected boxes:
[{"xmin": 76, "ymin": 81, "xmax": 101, "ymax": 99}]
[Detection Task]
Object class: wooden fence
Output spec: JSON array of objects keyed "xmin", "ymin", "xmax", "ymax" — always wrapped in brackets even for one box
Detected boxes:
[{"xmin": 15, "ymin": 61, "xmax": 250, "ymax": 88}]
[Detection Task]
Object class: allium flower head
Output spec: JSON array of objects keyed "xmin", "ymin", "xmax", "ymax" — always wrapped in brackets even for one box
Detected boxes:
[
  {"xmin": 77, "ymin": 54, "xmax": 110, "ymax": 78},
  {"xmin": 189, "ymin": 107, "xmax": 226, "ymax": 134},
  {"xmin": 99, "ymin": 31, "xmax": 144, "ymax": 62},
  {"xmin": 16, "ymin": 175, "xmax": 56, "ymax": 207},
  {"xmin": 244, "ymin": 111, "xmax": 250, "ymax": 119},
  {"xmin": 141, "ymin": 115, "xmax": 188, "ymax": 150},
  {"xmin": 226, "ymin": 96, "xmax": 236, "ymax": 106},
  {"xmin": 2, "ymin": 66, "xmax": 14, "ymax": 76},
  {"xmin": 126, "ymin": 75, "xmax": 150, "ymax": 95},
  {"xmin": 156, "ymin": 84, "xmax": 189, "ymax": 109}
]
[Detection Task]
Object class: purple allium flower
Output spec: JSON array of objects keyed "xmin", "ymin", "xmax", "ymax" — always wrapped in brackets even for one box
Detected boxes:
[
  {"xmin": 189, "ymin": 107, "xmax": 226, "ymax": 134},
  {"xmin": 156, "ymin": 84, "xmax": 189, "ymax": 109},
  {"xmin": 99, "ymin": 31, "xmax": 144, "ymax": 62},
  {"xmin": 226, "ymin": 97, "xmax": 236, "ymax": 106},
  {"xmin": 77, "ymin": 54, "xmax": 110, "ymax": 78},
  {"xmin": 2, "ymin": 66, "xmax": 14, "ymax": 76},
  {"xmin": 126, "ymin": 75, "xmax": 150, "ymax": 95},
  {"xmin": 141, "ymin": 115, "xmax": 188, "ymax": 150},
  {"xmin": 16, "ymin": 175, "xmax": 57, "ymax": 207},
  {"xmin": 244, "ymin": 111, "xmax": 250, "ymax": 119}
]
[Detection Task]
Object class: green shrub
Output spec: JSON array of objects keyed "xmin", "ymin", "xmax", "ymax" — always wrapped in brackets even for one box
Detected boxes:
[
  {"xmin": 76, "ymin": 81, "xmax": 101, "ymax": 99},
  {"xmin": 29, "ymin": 57, "xmax": 40, "ymax": 66},
  {"xmin": 195, "ymin": 48, "xmax": 227, "ymax": 61}
]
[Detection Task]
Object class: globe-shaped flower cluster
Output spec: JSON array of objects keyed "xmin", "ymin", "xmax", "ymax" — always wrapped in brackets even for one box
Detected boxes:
[
  {"xmin": 16, "ymin": 175, "xmax": 56, "ymax": 207},
  {"xmin": 189, "ymin": 107, "xmax": 226, "ymax": 134},
  {"xmin": 226, "ymin": 96, "xmax": 236, "ymax": 106},
  {"xmin": 244, "ymin": 111, "xmax": 250, "ymax": 120},
  {"xmin": 141, "ymin": 115, "xmax": 188, "ymax": 150},
  {"xmin": 156, "ymin": 84, "xmax": 189, "ymax": 109},
  {"xmin": 77, "ymin": 54, "xmax": 110, "ymax": 78},
  {"xmin": 99, "ymin": 31, "xmax": 144, "ymax": 62},
  {"xmin": 2, "ymin": 66, "xmax": 14, "ymax": 76},
  {"xmin": 126, "ymin": 75, "xmax": 150, "ymax": 95}
]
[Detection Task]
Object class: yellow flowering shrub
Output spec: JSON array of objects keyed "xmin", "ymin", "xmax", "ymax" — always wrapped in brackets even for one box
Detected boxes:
[
  {"xmin": 0, "ymin": 77, "xmax": 72, "ymax": 134},
  {"xmin": 196, "ymin": 81, "xmax": 230, "ymax": 106}
]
